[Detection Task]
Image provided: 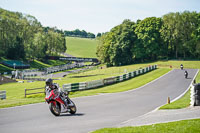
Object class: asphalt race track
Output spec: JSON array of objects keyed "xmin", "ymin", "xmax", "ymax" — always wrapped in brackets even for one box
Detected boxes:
[{"xmin": 0, "ymin": 69, "xmax": 198, "ymax": 133}]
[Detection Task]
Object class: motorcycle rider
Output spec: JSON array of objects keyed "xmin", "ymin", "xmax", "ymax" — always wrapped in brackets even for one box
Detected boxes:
[
  {"xmin": 180, "ymin": 64, "xmax": 183, "ymax": 70},
  {"xmin": 184, "ymin": 70, "xmax": 188, "ymax": 79},
  {"xmin": 45, "ymin": 78, "xmax": 69, "ymax": 107}
]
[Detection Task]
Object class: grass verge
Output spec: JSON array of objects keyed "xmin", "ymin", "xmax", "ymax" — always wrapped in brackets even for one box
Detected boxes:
[
  {"xmin": 159, "ymin": 89, "xmax": 190, "ymax": 109},
  {"xmin": 92, "ymin": 118, "xmax": 200, "ymax": 133}
]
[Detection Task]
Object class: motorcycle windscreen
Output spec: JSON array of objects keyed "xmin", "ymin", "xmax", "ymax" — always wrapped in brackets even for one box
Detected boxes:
[{"xmin": 45, "ymin": 90, "xmax": 51, "ymax": 98}]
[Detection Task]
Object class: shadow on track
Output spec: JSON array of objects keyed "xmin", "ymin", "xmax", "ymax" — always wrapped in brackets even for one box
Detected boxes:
[{"xmin": 59, "ymin": 113, "xmax": 85, "ymax": 117}]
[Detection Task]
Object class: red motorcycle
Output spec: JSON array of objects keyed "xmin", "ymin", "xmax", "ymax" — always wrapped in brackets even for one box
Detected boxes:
[{"xmin": 45, "ymin": 87, "xmax": 76, "ymax": 116}]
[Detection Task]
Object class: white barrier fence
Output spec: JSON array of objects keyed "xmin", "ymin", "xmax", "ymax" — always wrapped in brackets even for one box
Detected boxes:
[
  {"xmin": 0, "ymin": 90, "xmax": 6, "ymax": 100},
  {"xmin": 22, "ymin": 63, "xmax": 84, "ymax": 78},
  {"xmin": 63, "ymin": 65, "xmax": 157, "ymax": 92}
]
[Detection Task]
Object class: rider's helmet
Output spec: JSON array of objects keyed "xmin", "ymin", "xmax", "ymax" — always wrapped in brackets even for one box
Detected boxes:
[{"xmin": 45, "ymin": 78, "xmax": 53, "ymax": 86}]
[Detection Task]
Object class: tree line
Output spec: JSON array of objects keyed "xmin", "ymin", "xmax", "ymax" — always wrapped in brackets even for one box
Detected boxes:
[
  {"xmin": 97, "ymin": 11, "xmax": 200, "ymax": 66},
  {"xmin": 0, "ymin": 8, "xmax": 66, "ymax": 60},
  {"xmin": 64, "ymin": 29, "xmax": 95, "ymax": 38}
]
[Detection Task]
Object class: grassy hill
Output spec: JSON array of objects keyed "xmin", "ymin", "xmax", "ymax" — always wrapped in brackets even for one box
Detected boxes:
[
  {"xmin": 0, "ymin": 59, "xmax": 69, "ymax": 74},
  {"xmin": 0, "ymin": 64, "xmax": 13, "ymax": 74},
  {"xmin": 65, "ymin": 37, "xmax": 98, "ymax": 58},
  {"xmin": 0, "ymin": 37, "xmax": 97, "ymax": 73}
]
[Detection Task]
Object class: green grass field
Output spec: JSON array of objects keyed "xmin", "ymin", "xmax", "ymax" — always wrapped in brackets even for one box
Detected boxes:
[
  {"xmin": 29, "ymin": 60, "xmax": 50, "ymax": 69},
  {"xmin": 156, "ymin": 60, "xmax": 200, "ymax": 69},
  {"xmin": 0, "ymin": 64, "xmax": 13, "ymax": 73},
  {"xmin": 65, "ymin": 37, "xmax": 98, "ymax": 58},
  {"xmin": 92, "ymin": 119, "xmax": 200, "ymax": 133},
  {"xmin": 0, "ymin": 58, "xmax": 69, "ymax": 72},
  {"xmin": 29, "ymin": 59, "xmax": 70, "ymax": 69}
]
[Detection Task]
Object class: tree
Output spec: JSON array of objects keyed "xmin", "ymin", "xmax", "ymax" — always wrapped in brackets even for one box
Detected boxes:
[
  {"xmin": 180, "ymin": 11, "xmax": 199, "ymax": 58},
  {"xmin": 97, "ymin": 19, "xmax": 137, "ymax": 66},
  {"xmin": 161, "ymin": 11, "xmax": 200, "ymax": 59},
  {"xmin": 134, "ymin": 17, "xmax": 163, "ymax": 61},
  {"xmin": 0, "ymin": 8, "xmax": 66, "ymax": 60},
  {"xmin": 97, "ymin": 33, "xmax": 102, "ymax": 37},
  {"xmin": 64, "ymin": 29, "xmax": 95, "ymax": 38}
]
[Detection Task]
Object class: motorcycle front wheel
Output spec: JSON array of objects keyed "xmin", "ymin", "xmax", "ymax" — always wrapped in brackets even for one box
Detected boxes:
[
  {"xmin": 68, "ymin": 99, "xmax": 76, "ymax": 114},
  {"xmin": 49, "ymin": 102, "xmax": 61, "ymax": 116}
]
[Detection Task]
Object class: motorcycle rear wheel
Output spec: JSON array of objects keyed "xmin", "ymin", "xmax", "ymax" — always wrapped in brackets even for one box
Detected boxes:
[{"xmin": 49, "ymin": 102, "xmax": 61, "ymax": 116}]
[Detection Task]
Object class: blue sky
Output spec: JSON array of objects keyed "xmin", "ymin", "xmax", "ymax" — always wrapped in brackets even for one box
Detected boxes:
[{"xmin": 0, "ymin": 0, "xmax": 199, "ymax": 34}]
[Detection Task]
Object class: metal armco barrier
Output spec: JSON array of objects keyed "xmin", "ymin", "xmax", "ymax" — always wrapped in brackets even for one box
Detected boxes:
[
  {"xmin": 0, "ymin": 90, "xmax": 6, "ymax": 100},
  {"xmin": 63, "ymin": 65, "xmax": 157, "ymax": 92},
  {"xmin": 87, "ymin": 80, "xmax": 104, "ymax": 89},
  {"xmin": 146, "ymin": 67, "xmax": 148, "ymax": 72},
  {"xmin": 135, "ymin": 70, "xmax": 139, "ymax": 75},
  {"xmin": 78, "ymin": 82, "xmax": 86, "ymax": 90},
  {"xmin": 104, "ymin": 77, "xmax": 117, "ymax": 85},
  {"xmin": 63, "ymin": 83, "xmax": 80, "ymax": 92},
  {"xmin": 63, "ymin": 84, "xmax": 72, "ymax": 92},
  {"xmin": 119, "ymin": 75, "xmax": 123, "ymax": 81}
]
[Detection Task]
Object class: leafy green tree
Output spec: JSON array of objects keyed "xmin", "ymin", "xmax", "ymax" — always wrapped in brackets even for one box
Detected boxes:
[
  {"xmin": 192, "ymin": 12, "xmax": 200, "ymax": 58},
  {"xmin": 161, "ymin": 11, "xmax": 200, "ymax": 59},
  {"xmin": 97, "ymin": 33, "xmax": 102, "ymax": 37},
  {"xmin": 180, "ymin": 11, "xmax": 200, "ymax": 58},
  {"xmin": 160, "ymin": 12, "xmax": 175, "ymax": 58},
  {"xmin": 97, "ymin": 19, "xmax": 136, "ymax": 66},
  {"xmin": 96, "ymin": 34, "xmax": 110, "ymax": 64},
  {"xmin": 64, "ymin": 29, "xmax": 95, "ymax": 38},
  {"xmin": 134, "ymin": 17, "xmax": 163, "ymax": 61},
  {"xmin": 32, "ymin": 32, "xmax": 47, "ymax": 59},
  {"xmin": 0, "ymin": 8, "xmax": 66, "ymax": 60}
]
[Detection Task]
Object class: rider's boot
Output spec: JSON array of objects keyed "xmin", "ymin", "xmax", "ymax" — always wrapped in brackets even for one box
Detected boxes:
[{"xmin": 60, "ymin": 95, "xmax": 68, "ymax": 107}]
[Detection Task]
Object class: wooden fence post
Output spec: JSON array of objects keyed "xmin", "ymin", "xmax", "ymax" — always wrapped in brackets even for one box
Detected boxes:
[{"xmin": 25, "ymin": 88, "xmax": 26, "ymax": 98}]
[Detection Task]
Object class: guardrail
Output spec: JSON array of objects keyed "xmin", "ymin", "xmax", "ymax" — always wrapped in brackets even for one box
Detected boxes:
[
  {"xmin": 0, "ymin": 90, "xmax": 6, "ymax": 100},
  {"xmin": 24, "ymin": 65, "xmax": 157, "ymax": 97},
  {"xmin": 25, "ymin": 87, "xmax": 45, "ymax": 98},
  {"xmin": 63, "ymin": 65, "xmax": 157, "ymax": 92},
  {"xmin": 21, "ymin": 63, "xmax": 83, "ymax": 78}
]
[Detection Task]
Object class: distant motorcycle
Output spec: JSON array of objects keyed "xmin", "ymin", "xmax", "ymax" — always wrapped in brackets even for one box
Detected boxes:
[
  {"xmin": 45, "ymin": 87, "xmax": 76, "ymax": 116},
  {"xmin": 180, "ymin": 64, "xmax": 183, "ymax": 70},
  {"xmin": 184, "ymin": 71, "xmax": 188, "ymax": 79}
]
